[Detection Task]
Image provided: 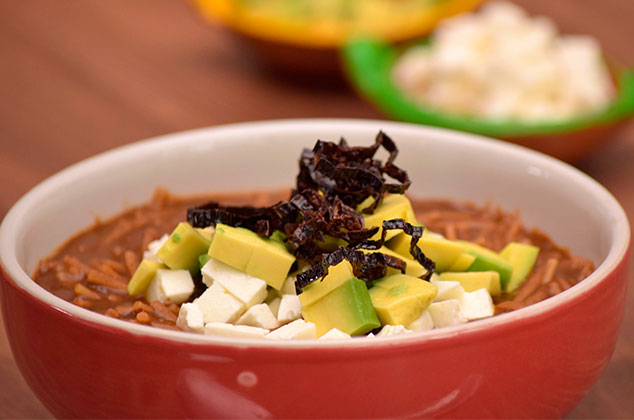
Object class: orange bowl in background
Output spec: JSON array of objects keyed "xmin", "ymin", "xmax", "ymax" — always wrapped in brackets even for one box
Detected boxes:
[{"xmin": 191, "ymin": 0, "xmax": 485, "ymax": 77}]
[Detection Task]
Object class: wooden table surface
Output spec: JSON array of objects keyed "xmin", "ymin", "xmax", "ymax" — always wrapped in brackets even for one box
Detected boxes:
[{"xmin": 1, "ymin": 0, "xmax": 632, "ymax": 418}]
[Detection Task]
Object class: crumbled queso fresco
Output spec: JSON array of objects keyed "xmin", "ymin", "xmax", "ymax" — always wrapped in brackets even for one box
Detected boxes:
[{"xmin": 392, "ymin": 1, "xmax": 614, "ymax": 121}]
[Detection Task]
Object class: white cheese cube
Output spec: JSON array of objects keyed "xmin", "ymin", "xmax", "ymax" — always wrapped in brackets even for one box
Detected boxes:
[
  {"xmin": 459, "ymin": 289, "xmax": 495, "ymax": 321},
  {"xmin": 266, "ymin": 319, "xmax": 316, "ymax": 340},
  {"xmin": 145, "ymin": 269, "xmax": 194, "ymax": 305},
  {"xmin": 276, "ymin": 294, "xmax": 302, "ymax": 324},
  {"xmin": 278, "ymin": 275, "xmax": 298, "ymax": 296},
  {"xmin": 428, "ymin": 299, "xmax": 467, "ymax": 328},
  {"xmin": 431, "ymin": 280, "xmax": 466, "ymax": 302},
  {"xmin": 319, "ymin": 328, "xmax": 352, "ymax": 340},
  {"xmin": 194, "ymin": 282, "xmax": 245, "ymax": 324},
  {"xmin": 236, "ymin": 303, "xmax": 279, "ymax": 329},
  {"xmin": 377, "ymin": 325, "xmax": 412, "ymax": 337},
  {"xmin": 144, "ymin": 234, "xmax": 169, "ymax": 262},
  {"xmin": 267, "ymin": 296, "xmax": 281, "ymax": 318},
  {"xmin": 176, "ymin": 302, "xmax": 204, "ymax": 333},
  {"xmin": 201, "ymin": 258, "xmax": 268, "ymax": 308},
  {"xmin": 204, "ymin": 322, "xmax": 269, "ymax": 338},
  {"xmin": 406, "ymin": 310, "xmax": 434, "ymax": 332}
]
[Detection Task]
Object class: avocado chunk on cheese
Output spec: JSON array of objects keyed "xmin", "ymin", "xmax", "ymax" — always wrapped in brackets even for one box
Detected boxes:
[
  {"xmin": 500, "ymin": 242, "xmax": 539, "ymax": 292},
  {"xmin": 357, "ymin": 194, "xmax": 418, "ymax": 241},
  {"xmin": 128, "ymin": 259, "xmax": 166, "ymax": 295},
  {"xmin": 208, "ymin": 224, "xmax": 296, "ymax": 290},
  {"xmin": 302, "ymin": 278, "xmax": 380, "ymax": 337},
  {"xmin": 448, "ymin": 252, "xmax": 476, "ymax": 271},
  {"xmin": 298, "ymin": 260, "xmax": 355, "ymax": 308},
  {"xmin": 246, "ymin": 238, "xmax": 296, "ymax": 290},
  {"xmin": 388, "ymin": 232, "xmax": 464, "ymax": 272},
  {"xmin": 369, "ymin": 274, "xmax": 437, "ymax": 326},
  {"xmin": 438, "ymin": 271, "xmax": 501, "ymax": 296},
  {"xmin": 364, "ymin": 246, "xmax": 426, "ymax": 278},
  {"xmin": 157, "ymin": 222, "xmax": 211, "ymax": 273},
  {"xmin": 456, "ymin": 240, "xmax": 513, "ymax": 290},
  {"xmin": 208, "ymin": 224, "xmax": 257, "ymax": 272}
]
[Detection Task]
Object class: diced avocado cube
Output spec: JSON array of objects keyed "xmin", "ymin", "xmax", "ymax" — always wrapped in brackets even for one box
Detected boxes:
[
  {"xmin": 299, "ymin": 260, "xmax": 355, "ymax": 308},
  {"xmin": 388, "ymin": 232, "xmax": 465, "ymax": 272},
  {"xmin": 157, "ymin": 222, "xmax": 210, "ymax": 273},
  {"xmin": 208, "ymin": 224, "xmax": 296, "ymax": 290},
  {"xmin": 246, "ymin": 238, "xmax": 296, "ymax": 290},
  {"xmin": 456, "ymin": 241, "xmax": 513, "ymax": 290},
  {"xmin": 208, "ymin": 224, "xmax": 257, "ymax": 272},
  {"xmin": 448, "ymin": 252, "xmax": 476, "ymax": 271},
  {"xmin": 357, "ymin": 194, "xmax": 418, "ymax": 241},
  {"xmin": 301, "ymin": 278, "xmax": 380, "ymax": 337},
  {"xmin": 500, "ymin": 242, "xmax": 540, "ymax": 292},
  {"xmin": 364, "ymin": 246, "xmax": 426, "ymax": 278},
  {"xmin": 128, "ymin": 259, "xmax": 165, "ymax": 295},
  {"xmin": 369, "ymin": 274, "xmax": 437, "ymax": 327},
  {"xmin": 439, "ymin": 271, "xmax": 501, "ymax": 296}
]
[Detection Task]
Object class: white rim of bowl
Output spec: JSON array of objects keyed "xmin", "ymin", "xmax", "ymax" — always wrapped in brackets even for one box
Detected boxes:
[{"xmin": 0, "ymin": 119, "xmax": 630, "ymax": 349}]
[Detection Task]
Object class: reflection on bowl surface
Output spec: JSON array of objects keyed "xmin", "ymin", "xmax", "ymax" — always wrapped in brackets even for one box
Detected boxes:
[{"xmin": 0, "ymin": 119, "xmax": 630, "ymax": 418}]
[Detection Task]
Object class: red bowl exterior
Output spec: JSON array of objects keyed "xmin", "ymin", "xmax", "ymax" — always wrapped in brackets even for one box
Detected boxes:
[{"xmin": 1, "ymin": 239, "xmax": 629, "ymax": 419}]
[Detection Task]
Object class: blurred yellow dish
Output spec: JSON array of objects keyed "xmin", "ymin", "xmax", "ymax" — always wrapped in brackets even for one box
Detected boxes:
[{"xmin": 193, "ymin": 0, "xmax": 484, "ymax": 48}]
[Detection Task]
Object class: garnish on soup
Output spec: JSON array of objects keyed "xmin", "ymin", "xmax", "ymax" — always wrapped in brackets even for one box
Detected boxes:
[{"xmin": 33, "ymin": 132, "xmax": 594, "ymax": 339}]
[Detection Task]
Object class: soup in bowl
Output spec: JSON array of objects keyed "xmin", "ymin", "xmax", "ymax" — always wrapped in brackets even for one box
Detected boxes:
[{"xmin": 0, "ymin": 119, "xmax": 629, "ymax": 418}]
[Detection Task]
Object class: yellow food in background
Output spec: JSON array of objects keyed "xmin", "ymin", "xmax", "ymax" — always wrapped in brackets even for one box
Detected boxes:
[{"xmin": 194, "ymin": 0, "xmax": 485, "ymax": 48}]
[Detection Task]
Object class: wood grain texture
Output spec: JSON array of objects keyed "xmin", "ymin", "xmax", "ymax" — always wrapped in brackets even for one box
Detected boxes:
[{"xmin": 0, "ymin": 0, "xmax": 632, "ymax": 418}]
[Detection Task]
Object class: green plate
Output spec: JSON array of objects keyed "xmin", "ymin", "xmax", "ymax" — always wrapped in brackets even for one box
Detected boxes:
[{"xmin": 342, "ymin": 37, "xmax": 634, "ymax": 138}]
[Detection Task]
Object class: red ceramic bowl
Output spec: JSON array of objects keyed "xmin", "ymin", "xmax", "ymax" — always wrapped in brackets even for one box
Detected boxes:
[{"xmin": 0, "ymin": 120, "xmax": 630, "ymax": 419}]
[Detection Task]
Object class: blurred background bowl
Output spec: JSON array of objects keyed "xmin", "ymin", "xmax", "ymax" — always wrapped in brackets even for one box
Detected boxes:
[
  {"xmin": 191, "ymin": 0, "xmax": 485, "ymax": 78},
  {"xmin": 342, "ymin": 38, "xmax": 634, "ymax": 163}
]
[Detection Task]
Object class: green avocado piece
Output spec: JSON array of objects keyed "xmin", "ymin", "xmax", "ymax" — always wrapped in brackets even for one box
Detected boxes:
[
  {"xmin": 299, "ymin": 260, "xmax": 355, "ymax": 308},
  {"xmin": 388, "ymin": 232, "xmax": 464, "ymax": 272},
  {"xmin": 369, "ymin": 273, "xmax": 437, "ymax": 326},
  {"xmin": 438, "ymin": 271, "xmax": 501, "ymax": 296},
  {"xmin": 500, "ymin": 242, "xmax": 540, "ymax": 292},
  {"xmin": 357, "ymin": 194, "xmax": 418, "ymax": 241},
  {"xmin": 456, "ymin": 240, "xmax": 513, "ymax": 290},
  {"xmin": 128, "ymin": 259, "xmax": 166, "ymax": 295},
  {"xmin": 365, "ymin": 246, "xmax": 426, "ymax": 278},
  {"xmin": 157, "ymin": 222, "xmax": 211, "ymax": 273},
  {"xmin": 302, "ymin": 278, "xmax": 380, "ymax": 337},
  {"xmin": 208, "ymin": 224, "xmax": 296, "ymax": 290},
  {"xmin": 448, "ymin": 252, "xmax": 476, "ymax": 271}
]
